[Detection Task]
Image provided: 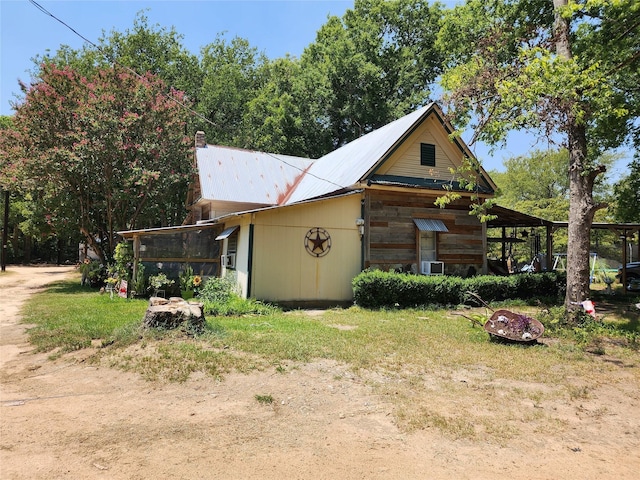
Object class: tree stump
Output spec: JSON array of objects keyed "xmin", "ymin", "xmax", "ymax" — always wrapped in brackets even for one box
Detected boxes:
[{"xmin": 143, "ymin": 297, "xmax": 205, "ymax": 332}]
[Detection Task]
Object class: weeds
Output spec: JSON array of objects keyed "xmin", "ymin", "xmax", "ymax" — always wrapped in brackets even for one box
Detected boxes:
[{"xmin": 255, "ymin": 394, "xmax": 274, "ymax": 405}]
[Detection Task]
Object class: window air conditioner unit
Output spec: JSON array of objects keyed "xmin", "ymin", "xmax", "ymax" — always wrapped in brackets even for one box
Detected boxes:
[
  {"xmin": 421, "ymin": 261, "xmax": 444, "ymax": 275},
  {"xmin": 221, "ymin": 254, "xmax": 236, "ymax": 269}
]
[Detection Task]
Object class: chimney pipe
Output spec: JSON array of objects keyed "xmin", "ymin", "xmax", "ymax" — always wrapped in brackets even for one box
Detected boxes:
[{"xmin": 195, "ymin": 131, "xmax": 206, "ymax": 149}]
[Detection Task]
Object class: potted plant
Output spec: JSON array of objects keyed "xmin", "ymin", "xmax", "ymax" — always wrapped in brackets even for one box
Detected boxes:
[
  {"xmin": 179, "ymin": 265, "xmax": 202, "ymax": 299},
  {"xmin": 148, "ymin": 272, "xmax": 174, "ymax": 298}
]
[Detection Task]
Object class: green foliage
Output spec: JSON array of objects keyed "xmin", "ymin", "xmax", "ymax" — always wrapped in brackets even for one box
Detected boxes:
[
  {"xmin": 254, "ymin": 394, "xmax": 274, "ymax": 405},
  {"xmin": 79, "ymin": 259, "xmax": 107, "ymax": 288},
  {"xmin": 198, "ymin": 275, "xmax": 277, "ymax": 316},
  {"xmin": 131, "ymin": 263, "xmax": 146, "ymax": 297},
  {"xmin": 113, "ymin": 241, "xmax": 133, "ymax": 281},
  {"xmin": 9, "ymin": 62, "xmax": 192, "ymax": 261},
  {"xmin": 352, "ymin": 270, "xmax": 565, "ymax": 309},
  {"xmin": 199, "ymin": 276, "xmax": 237, "ymax": 304},
  {"xmin": 613, "ymin": 155, "xmax": 640, "ymax": 223},
  {"xmin": 147, "ymin": 272, "xmax": 174, "ymax": 292},
  {"xmin": 437, "ymin": 0, "xmax": 639, "ymax": 306},
  {"xmin": 299, "ymin": 0, "xmax": 444, "ymax": 151}
]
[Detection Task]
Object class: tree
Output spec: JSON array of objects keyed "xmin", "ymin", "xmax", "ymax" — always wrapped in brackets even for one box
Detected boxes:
[
  {"xmin": 613, "ymin": 154, "xmax": 640, "ymax": 223},
  {"xmin": 299, "ymin": 0, "xmax": 444, "ymax": 151},
  {"xmin": 438, "ymin": 0, "xmax": 639, "ymax": 310},
  {"xmin": 197, "ymin": 34, "xmax": 266, "ymax": 147},
  {"xmin": 239, "ymin": 57, "xmax": 311, "ymax": 156},
  {"xmin": 7, "ymin": 62, "xmax": 192, "ymax": 261}
]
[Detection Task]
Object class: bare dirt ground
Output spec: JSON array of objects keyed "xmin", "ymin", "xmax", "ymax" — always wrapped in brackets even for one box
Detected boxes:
[{"xmin": 1, "ymin": 265, "xmax": 640, "ymax": 479}]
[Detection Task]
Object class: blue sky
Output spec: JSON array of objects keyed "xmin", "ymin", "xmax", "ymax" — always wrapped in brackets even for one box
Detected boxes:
[{"xmin": 0, "ymin": 0, "xmax": 631, "ymax": 177}]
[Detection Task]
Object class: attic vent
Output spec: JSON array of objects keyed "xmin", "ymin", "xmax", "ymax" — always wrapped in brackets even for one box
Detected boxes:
[{"xmin": 420, "ymin": 143, "xmax": 436, "ymax": 167}]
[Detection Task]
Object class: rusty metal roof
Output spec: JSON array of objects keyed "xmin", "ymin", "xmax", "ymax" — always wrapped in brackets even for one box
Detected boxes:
[
  {"xmin": 196, "ymin": 146, "xmax": 314, "ymax": 206},
  {"xmin": 194, "ymin": 103, "xmax": 494, "ymax": 208}
]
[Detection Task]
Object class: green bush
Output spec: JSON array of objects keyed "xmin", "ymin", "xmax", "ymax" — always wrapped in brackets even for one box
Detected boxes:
[
  {"xmin": 352, "ymin": 270, "xmax": 566, "ymax": 309},
  {"xmin": 199, "ymin": 276, "xmax": 278, "ymax": 316}
]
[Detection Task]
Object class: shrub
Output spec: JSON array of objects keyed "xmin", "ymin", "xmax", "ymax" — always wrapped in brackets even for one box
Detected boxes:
[
  {"xmin": 352, "ymin": 270, "xmax": 566, "ymax": 309},
  {"xmin": 199, "ymin": 276, "xmax": 277, "ymax": 316}
]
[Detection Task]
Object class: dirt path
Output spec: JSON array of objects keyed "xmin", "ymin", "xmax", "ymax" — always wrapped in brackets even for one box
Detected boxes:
[{"xmin": 1, "ymin": 266, "xmax": 639, "ymax": 479}]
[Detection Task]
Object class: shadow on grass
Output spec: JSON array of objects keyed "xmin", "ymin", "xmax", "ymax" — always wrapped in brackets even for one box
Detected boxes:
[
  {"xmin": 589, "ymin": 289, "xmax": 640, "ymax": 333},
  {"xmin": 41, "ymin": 280, "xmax": 101, "ymax": 295}
]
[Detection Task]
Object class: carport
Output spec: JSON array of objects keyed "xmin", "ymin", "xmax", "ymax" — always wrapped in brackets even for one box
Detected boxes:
[{"xmin": 487, "ymin": 206, "xmax": 640, "ymax": 293}]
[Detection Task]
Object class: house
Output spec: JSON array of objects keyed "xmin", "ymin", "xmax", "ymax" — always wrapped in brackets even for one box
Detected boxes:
[{"xmin": 120, "ymin": 103, "xmax": 497, "ymax": 306}]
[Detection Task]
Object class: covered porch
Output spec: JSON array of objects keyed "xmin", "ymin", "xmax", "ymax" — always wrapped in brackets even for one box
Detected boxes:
[{"xmin": 487, "ymin": 205, "xmax": 640, "ymax": 293}]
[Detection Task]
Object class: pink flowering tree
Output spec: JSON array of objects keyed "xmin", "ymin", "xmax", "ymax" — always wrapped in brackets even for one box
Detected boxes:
[{"xmin": 7, "ymin": 63, "xmax": 192, "ymax": 260}]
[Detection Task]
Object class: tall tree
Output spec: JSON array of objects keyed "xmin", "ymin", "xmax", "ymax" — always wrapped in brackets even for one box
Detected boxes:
[
  {"xmin": 613, "ymin": 154, "xmax": 640, "ymax": 223},
  {"xmin": 32, "ymin": 11, "xmax": 202, "ymax": 133},
  {"xmin": 438, "ymin": 0, "xmax": 639, "ymax": 311},
  {"xmin": 239, "ymin": 57, "xmax": 311, "ymax": 156},
  {"xmin": 197, "ymin": 34, "xmax": 266, "ymax": 147},
  {"xmin": 300, "ymin": 0, "xmax": 444, "ymax": 151},
  {"xmin": 7, "ymin": 62, "xmax": 192, "ymax": 260}
]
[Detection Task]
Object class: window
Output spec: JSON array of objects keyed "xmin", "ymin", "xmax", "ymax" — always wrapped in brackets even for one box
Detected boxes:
[
  {"xmin": 419, "ymin": 230, "xmax": 436, "ymax": 261},
  {"xmin": 215, "ymin": 225, "xmax": 239, "ymax": 270},
  {"xmin": 420, "ymin": 143, "xmax": 436, "ymax": 167},
  {"xmin": 413, "ymin": 218, "xmax": 448, "ymax": 270}
]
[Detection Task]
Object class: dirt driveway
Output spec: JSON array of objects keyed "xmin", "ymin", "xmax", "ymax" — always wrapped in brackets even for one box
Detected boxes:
[{"xmin": 1, "ymin": 265, "xmax": 639, "ymax": 479}]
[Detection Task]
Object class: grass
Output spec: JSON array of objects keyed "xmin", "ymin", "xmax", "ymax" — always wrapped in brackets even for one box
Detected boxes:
[
  {"xmin": 19, "ymin": 277, "xmax": 640, "ymax": 442},
  {"xmin": 22, "ymin": 281, "xmax": 148, "ymax": 355}
]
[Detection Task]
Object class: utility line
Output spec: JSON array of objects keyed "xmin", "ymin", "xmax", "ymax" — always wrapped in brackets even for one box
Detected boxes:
[{"xmin": 28, "ymin": 0, "xmax": 348, "ymax": 191}]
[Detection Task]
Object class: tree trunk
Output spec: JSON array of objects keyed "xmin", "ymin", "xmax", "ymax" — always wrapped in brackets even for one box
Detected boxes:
[
  {"xmin": 565, "ymin": 122, "xmax": 594, "ymax": 308},
  {"xmin": 553, "ymin": 0, "xmax": 602, "ymax": 310}
]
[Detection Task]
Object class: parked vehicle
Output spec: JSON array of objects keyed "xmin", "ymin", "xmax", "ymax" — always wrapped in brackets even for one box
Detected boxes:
[{"xmin": 617, "ymin": 262, "xmax": 640, "ymax": 291}]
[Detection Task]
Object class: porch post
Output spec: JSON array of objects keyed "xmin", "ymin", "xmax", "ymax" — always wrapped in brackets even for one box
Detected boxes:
[
  {"xmin": 621, "ymin": 230, "xmax": 628, "ymax": 296},
  {"xmin": 546, "ymin": 225, "xmax": 553, "ymax": 271}
]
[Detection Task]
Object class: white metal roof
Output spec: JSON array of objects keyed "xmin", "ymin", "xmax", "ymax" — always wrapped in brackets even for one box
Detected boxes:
[
  {"xmin": 196, "ymin": 146, "xmax": 314, "ymax": 206},
  {"xmin": 284, "ymin": 104, "xmax": 434, "ymax": 204}
]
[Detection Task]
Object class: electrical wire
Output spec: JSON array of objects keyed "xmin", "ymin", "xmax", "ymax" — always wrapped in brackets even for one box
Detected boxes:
[{"xmin": 27, "ymin": 0, "xmax": 350, "ymax": 192}]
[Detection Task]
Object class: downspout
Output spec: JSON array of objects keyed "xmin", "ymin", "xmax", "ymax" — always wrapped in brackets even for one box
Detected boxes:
[
  {"xmin": 482, "ymin": 222, "xmax": 488, "ymax": 274},
  {"xmin": 546, "ymin": 225, "xmax": 553, "ymax": 271},
  {"xmin": 621, "ymin": 230, "xmax": 628, "ymax": 296},
  {"xmin": 132, "ymin": 235, "xmax": 140, "ymax": 296}
]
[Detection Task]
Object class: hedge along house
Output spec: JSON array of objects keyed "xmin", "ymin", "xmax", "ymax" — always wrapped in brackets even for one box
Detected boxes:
[{"xmin": 119, "ymin": 103, "xmax": 497, "ymax": 306}]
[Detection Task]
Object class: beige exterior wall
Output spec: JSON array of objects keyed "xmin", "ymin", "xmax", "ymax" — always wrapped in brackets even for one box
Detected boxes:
[
  {"xmin": 377, "ymin": 115, "xmax": 468, "ymax": 182},
  {"xmin": 249, "ymin": 195, "xmax": 362, "ymax": 304}
]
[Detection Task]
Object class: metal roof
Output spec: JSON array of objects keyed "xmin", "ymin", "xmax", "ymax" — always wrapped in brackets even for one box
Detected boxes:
[
  {"xmin": 195, "ymin": 103, "xmax": 496, "ymax": 208},
  {"xmin": 285, "ymin": 104, "xmax": 434, "ymax": 204},
  {"xmin": 196, "ymin": 146, "xmax": 314, "ymax": 206},
  {"xmin": 215, "ymin": 225, "xmax": 239, "ymax": 240},
  {"xmin": 413, "ymin": 218, "xmax": 449, "ymax": 232}
]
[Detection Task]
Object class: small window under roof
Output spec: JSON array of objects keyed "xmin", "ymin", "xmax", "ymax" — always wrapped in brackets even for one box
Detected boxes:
[
  {"xmin": 420, "ymin": 143, "xmax": 436, "ymax": 167},
  {"xmin": 413, "ymin": 218, "xmax": 448, "ymax": 232},
  {"xmin": 215, "ymin": 225, "xmax": 239, "ymax": 240}
]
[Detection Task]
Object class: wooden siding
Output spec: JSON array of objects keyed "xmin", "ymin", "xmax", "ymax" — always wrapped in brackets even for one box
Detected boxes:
[
  {"xmin": 365, "ymin": 190, "xmax": 485, "ymax": 275},
  {"xmin": 376, "ymin": 115, "xmax": 464, "ymax": 181}
]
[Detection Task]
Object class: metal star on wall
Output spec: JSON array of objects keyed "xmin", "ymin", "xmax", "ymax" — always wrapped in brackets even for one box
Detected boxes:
[{"xmin": 304, "ymin": 227, "xmax": 331, "ymax": 257}]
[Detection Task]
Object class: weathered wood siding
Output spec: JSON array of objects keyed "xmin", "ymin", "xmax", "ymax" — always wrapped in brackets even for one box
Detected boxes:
[{"xmin": 365, "ymin": 190, "xmax": 485, "ymax": 276}]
